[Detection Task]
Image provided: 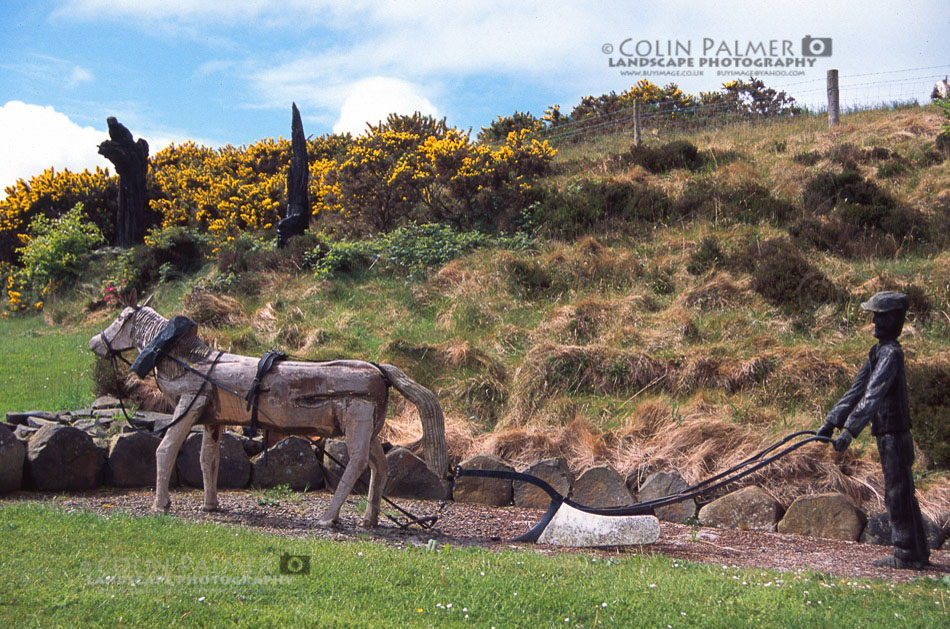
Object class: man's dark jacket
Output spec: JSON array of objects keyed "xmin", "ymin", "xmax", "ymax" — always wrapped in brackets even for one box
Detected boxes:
[{"xmin": 825, "ymin": 340, "xmax": 910, "ymax": 436}]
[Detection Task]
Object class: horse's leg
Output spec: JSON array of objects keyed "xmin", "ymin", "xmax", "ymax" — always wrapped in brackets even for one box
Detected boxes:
[
  {"xmin": 361, "ymin": 436, "xmax": 388, "ymax": 528},
  {"xmin": 199, "ymin": 425, "xmax": 222, "ymax": 512},
  {"xmin": 317, "ymin": 399, "xmax": 375, "ymax": 528},
  {"xmin": 153, "ymin": 393, "xmax": 209, "ymax": 512}
]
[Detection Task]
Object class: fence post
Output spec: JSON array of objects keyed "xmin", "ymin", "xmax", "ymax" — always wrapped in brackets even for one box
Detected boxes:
[
  {"xmin": 634, "ymin": 99, "xmax": 642, "ymax": 146},
  {"xmin": 827, "ymin": 69, "xmax": 840, "ymax": 128}
]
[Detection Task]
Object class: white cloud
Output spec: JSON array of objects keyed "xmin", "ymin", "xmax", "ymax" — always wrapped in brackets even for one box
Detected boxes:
[
  {"xmin": 52, "ymin": 1, "xmax": 950, "ymax": 127},
  {"xmin": 67, "ymin": 65, "xmax": 94, "ymax": 88},
  {"xmin": 0, "ymin": 101, "xmax": 222, "ymax": 196},
  {"xmin": 332, "ymin": 77, "xmax": 439, "ymax": 136},
  {"xmin": 1, "ymin": 55, "xmax": 95, "ymax": 90},
  {"xmin": 0, "ymin": 101, "xmax": 110, "ymax": 193}
]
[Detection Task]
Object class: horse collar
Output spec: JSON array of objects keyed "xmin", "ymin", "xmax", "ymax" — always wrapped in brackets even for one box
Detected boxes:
[{"xmin": 129, "ymin": 315, "xmax": 199, "ymax": 378}]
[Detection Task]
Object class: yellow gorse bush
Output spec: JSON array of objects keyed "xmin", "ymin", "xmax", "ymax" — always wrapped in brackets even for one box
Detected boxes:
[
  {"xmin": 0, "ymin": 167, "xmax": 117, "ymax": 262},
  {"xmin": 0, "ymin": 115, "xmax": 554, "ymax": 264}
]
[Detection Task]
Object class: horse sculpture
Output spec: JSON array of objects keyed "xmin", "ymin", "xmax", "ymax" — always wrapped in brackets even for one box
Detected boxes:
[{"xmin": 88, "ymin": 294, "xmax": 448, "ymax": 528}]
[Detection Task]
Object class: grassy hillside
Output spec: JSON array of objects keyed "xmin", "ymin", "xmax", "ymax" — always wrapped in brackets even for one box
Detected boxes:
[{"xmin": 10, "ymin": 104, "xmax": 950, "ymax": 524}]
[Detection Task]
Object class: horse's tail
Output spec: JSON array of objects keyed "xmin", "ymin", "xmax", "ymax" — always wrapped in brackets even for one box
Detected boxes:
[{"xmin": 377, "ymin": 363, "xmax": 448, "ymax": 478}]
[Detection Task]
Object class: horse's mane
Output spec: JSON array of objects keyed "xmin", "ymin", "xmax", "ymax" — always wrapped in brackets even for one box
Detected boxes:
[{"xmin": 132, "ymin": 307, "xmax": 213, "ymax": 379}]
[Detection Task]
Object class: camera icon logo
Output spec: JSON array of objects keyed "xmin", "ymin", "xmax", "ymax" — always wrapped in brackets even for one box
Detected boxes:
[
  {"xmin": 279, "ymin": 553, "xmax": 311, "ymax": 575},
  {"xmin": 802, "ymin": 35, "xmax": 832, "ymax": 57}
]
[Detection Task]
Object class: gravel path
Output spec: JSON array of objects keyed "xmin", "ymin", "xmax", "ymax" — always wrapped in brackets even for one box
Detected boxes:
[{"xmin": 8, "ymin": 487, "xmax": 948, "ymax": 583}]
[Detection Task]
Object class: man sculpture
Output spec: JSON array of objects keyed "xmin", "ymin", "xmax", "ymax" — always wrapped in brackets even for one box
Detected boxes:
[{"xmin": 817, "ymin": 291, "xmax": 930, "ymax": 569}]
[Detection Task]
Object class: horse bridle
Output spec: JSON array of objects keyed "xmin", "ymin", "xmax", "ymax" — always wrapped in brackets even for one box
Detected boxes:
[
  {"xmin": 97, "ymin": 306, "xmax": 224, "ymax": 434},
  {"xmin": 98, "ymin": 306, "xmax": 141, "ymax": 364}
]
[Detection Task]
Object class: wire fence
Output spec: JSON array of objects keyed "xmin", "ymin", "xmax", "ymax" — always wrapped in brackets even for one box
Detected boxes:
[{"xmin": 531, "ymin": 66, "xmax": 949, "ymax": 147}]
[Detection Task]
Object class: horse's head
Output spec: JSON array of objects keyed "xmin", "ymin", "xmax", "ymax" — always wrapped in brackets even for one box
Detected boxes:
[{"xmin": 88, "ymin": 292, "xmax": 154, "ymax": 358}]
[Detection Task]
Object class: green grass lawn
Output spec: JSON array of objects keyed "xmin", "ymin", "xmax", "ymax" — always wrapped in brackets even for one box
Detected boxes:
[
  {"xmin": 0, "ymin": 315, "xmax": 98, "ymax": 413},
  {"xmin": 0, "ymin": 503, "xmax": 946, "ymax": 628}
]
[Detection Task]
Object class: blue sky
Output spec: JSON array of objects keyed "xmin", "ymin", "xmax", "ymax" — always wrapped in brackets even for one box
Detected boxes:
[{"xmin": 1, "ymin": 1, "xmax": 948, "ymax": 192}]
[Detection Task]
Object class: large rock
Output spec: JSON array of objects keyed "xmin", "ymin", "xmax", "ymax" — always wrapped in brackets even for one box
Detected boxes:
[
  {"xmin": 72, "ymin": 418, "xmax": 112, "ymax": 436},
  {"xmin": 93, "ymin": 395, "xmax": 121, "ymax": 410},
  {"xmin": 13, "ymin": 425, "xmax": 37, "ymax": 442},
  {"xmin": 777, "ymin": 493, "xmax": 867, "ymax": 541},
  {"xmin": 454, "ymin": 454, "xmax": 513, "ymax": 506},
  {"xmin": 27, "ymin": 416, "xmax": 62, "ymax": 429},
  {"xmin": 859, "ymin": 511, "xmax": 946, "ymax": 550},
  {"xmin": 385, "ymin": 447, "xmax": 447, "ymax": 501},
  {"xmin": 26, "ymin": 424, "xmax": 105, "ymax": 491},
  {"xmin": 322, "ymin": 439, "xmax": 369, "ymax": 494},
  {"xmin": 251, "ymin": 437, "xmax": 317, "ymax": 490},
  {"xmin": 233, "ymin": 432, "xmax": 266, "ymax": 458},
  {"xmin": 537, "ymin": 504, "xmax": 660, "ymax": 547},
  {"xmin": 698, "ymin": 485, "xmax": 783, "ymax": 531},
  {"xmin": 514, "ymin": 458, "xmax": 573, "ymax": 508},
  {"xmin": 106, "ymin": 432, "xmax": 160, "ymax": 487},
  {"xmin": 0, "ymin": 423, "xmax": 26, "ymax": 493},
  {"xmin": 176, "ymin": 432, "xmax": 251, "ymax": 489},
  {"xmin": 637, "ymin": 470, "xmax": 696, "ymax": 522},
  {"xmin": 5, "ymin": 410, "xmax": 60, "ymax": 426},
  {"xmin": 572, "ymin": 465, "xmax": 634, "ymax": 509}
]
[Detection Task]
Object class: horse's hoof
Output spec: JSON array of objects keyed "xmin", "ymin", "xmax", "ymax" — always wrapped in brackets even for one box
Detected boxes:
[{"xmin": 316, "ymin": 518, "xmax": 339, "ymax": 529}]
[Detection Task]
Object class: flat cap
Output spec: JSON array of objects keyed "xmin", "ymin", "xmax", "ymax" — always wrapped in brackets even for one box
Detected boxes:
[{"xmin": 860, "ymin": 291, "xmax": 909, "ymax": 312}]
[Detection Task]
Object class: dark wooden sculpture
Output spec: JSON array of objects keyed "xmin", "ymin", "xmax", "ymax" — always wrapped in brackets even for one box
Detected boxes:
[
  {"xmin": 276, "ymin": 103, "xmax": 310, "ymax": 248},
  {"xmin": 97, "ymin": 118, "xmax": 149, "ymax": 248}
]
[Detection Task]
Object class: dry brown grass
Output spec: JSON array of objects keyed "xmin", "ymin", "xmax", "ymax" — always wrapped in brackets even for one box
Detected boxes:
[
  {"xmin": 123, "ymin": 372, "xmax": 173, "ymax": 413},
  {"xmin": 452, "ymin": 394, "xmax": 950, "ymax": 521},
  {"xmin": 507, "ymin": 343, "xmax": 668, "ymax": 421},
  {"xmin": 473, "ymin": 415, "xmax": 612, "ymax": 474},
  {"xmin": 676, "ymin": 273, "xmax": 750, "ymax": 311},
  {"xmin": 533, "ymin": 295, "xmax": 655, "ymax": 346},
  {"xmin": 675, "ymin": 349, "xmax": 774, "ymax": 394},
  {"xmin": 184, "ymin": 292, "xmax": 246, "ymax": 328}
]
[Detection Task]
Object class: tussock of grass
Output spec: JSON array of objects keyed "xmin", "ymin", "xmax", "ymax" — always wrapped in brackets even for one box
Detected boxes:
[
  {"xmin": 510, "ymin": 343, "xmax": 667, "ymax": 417},
  {"xmin": 184, "ymin": 291, "xmax": 246, "ymax": 328},
  {"xmin": 676, "ymin": 273, "xmax": 749, "ymax": 310}
]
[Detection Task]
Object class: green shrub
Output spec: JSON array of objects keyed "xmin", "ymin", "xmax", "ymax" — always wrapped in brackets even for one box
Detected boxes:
[
  {"xmin": 687, "ymin": 237, "xmax": 724, "ymax": 275},
  {"xmin": 906, "ymin": 359, "xmax": 950, "ymax": 468},
  {"xmin": 381, "ymin": 223, "xmax": 497, "ymax": 278},
  {"xmin": 734, "ymin": 238, "xmax": 839, "ymax": 309},
  {"xmin": 308, "ymin": 238, "xmax": 377, "ymax": 279},
  {"xmin": 147, "ymin": 226, "xmax": 207, "ymax": 274},
  {"xmin": 674, "ymin": 182, "xmax": 794, "ymax": 224},
  {"xmin": 788, "ymin": 216, "xmax": 845, "ymax": 253},
  {"xmin": 304, "ymin": 223, "xmax": 526, "ymax": 280},
  {"xmin": 619, "ymin": 140, "xmax": 702, "ymax": 173},
  {"xmin": 876, "ymin": 160, "xmax": 909, "ymax": 178},
  {"xmin": 215, "ymin": 232, "xmax": 274, "ymax": 275},
  {"xmin": 497, "ymin": 253, "xmax": 552, "ymax": 296},
  {"xmin": 792, "ymin": 150, "xmax": 822, "ymax": 166},
  {"xmin": 835, "ymin": 202, "xmax": 929, "ymax": 243},
  {"xmin": 530, "ymin": 179, "xmax": 672, "ymax": 237},
  {"xmin": 802, "ymin": 168, "xmax": 892, "ymax": 214},
  {"xmin": 17, "ymin": 203, "xmax": 105, "ymax": 292}
]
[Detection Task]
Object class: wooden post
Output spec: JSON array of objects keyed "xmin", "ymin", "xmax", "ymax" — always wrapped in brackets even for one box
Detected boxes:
[
  {"xmin": 276, "ymin": 102, "xmax": 310, "ymax": 248},
  {"xmin": 98, "ymin": 118, "xmax": 149, "ymax": 248},
  {"xmin": 633, "ymin": 99, "xmax": 642, "ymax": 147},
  {"xmin": 827, "ymin": 69, "xmax": 840, "ymax": 128}
]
